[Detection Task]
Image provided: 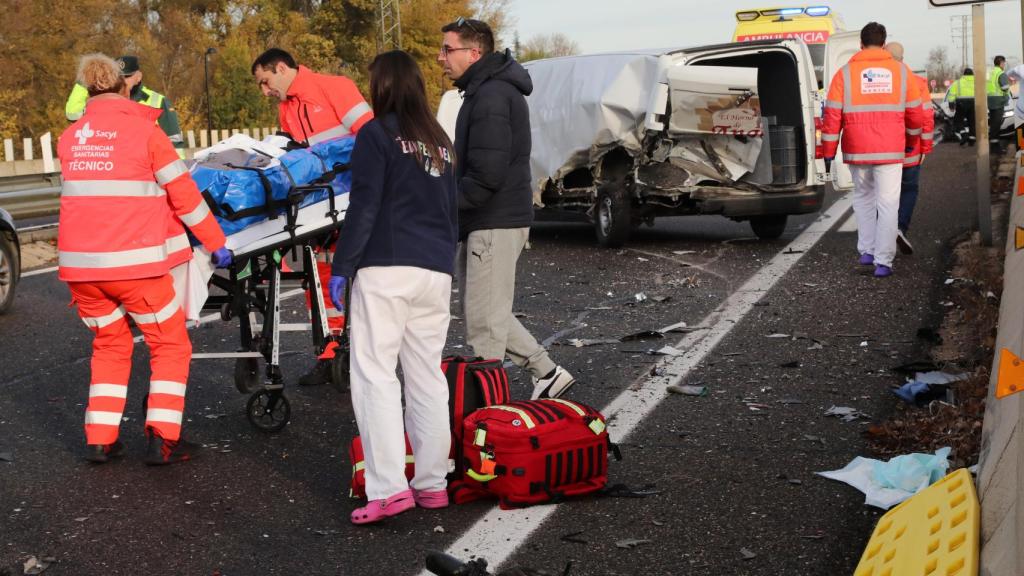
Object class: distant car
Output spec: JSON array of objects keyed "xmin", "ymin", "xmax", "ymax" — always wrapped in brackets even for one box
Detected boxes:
[{"xmin": 0, "ymin": 207, "xmax": 20, "ymax": 314}]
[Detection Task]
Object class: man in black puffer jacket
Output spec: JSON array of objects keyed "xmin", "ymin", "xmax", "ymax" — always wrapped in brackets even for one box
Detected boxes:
[{"xmin": 440, "ymin": 18, "xmax": 576, "ymax": 400}]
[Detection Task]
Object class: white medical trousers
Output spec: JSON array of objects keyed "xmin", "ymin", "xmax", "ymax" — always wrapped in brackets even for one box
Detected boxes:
[
  {"xmin": 850, "ymin": 163, "xmax": 903, "ymax": 268},
  {"xmin": 349, "ymin": 266, "xmax": 452, "ymax": 501}
]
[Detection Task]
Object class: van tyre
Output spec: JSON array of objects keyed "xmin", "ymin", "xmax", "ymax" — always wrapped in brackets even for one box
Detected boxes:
[
  {"xmin": 0, "ymin": 235, "xmax": 18, "ymax": 314},
  {"xmin": 594, "ymin": 180, "xmax": 631, "ymax": 248},
  {"xmin": 750, "ymin": 215, "xmax": 788, "ymax": 240}
]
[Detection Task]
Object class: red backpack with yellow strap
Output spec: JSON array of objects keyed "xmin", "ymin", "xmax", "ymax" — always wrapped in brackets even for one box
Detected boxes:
[{"xmin": 456, "ymin": 398, "xmax": 617, "ymax": 509}]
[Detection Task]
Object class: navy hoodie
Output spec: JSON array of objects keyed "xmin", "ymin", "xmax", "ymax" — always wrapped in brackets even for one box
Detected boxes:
[
  {"xmin": 453, "ymin": 49, "xmax": 534, "ymax": 239},
  {"xmin": 331, "ymin": 114, "xmax": 458, "ymax": 279}
]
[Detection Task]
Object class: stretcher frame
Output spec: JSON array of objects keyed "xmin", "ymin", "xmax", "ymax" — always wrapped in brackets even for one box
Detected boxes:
[{"xmin": 198, "ymin": 179, "xmax": 350, "ymax": 432}]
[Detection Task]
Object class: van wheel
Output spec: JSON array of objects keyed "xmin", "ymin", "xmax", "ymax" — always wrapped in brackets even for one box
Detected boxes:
[
  {"xmin": 594, "ymin": 181, "xmax": 631, "ymax": 248},
  {"xmin": 0, "ymin": 235, "xmax": 18, "ymax": 314},
  {"xmin": 750, "ymin": 215, "xmax": 788, "ymax": 240}
]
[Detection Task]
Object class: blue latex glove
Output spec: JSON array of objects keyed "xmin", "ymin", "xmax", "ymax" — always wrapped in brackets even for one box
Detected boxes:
[
  {"xmin": 329, "ymin": 276, "xmax": 346, "ymax": 312},
  {"xmin": 211, "ymin": 247, "xmax": 233, "ymax": 269}
]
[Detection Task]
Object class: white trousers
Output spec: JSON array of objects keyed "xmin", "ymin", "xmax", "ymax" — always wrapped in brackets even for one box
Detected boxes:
[
  {"xmin": 850, "ymin": 163, "xmax": 903, "ymax": 268},
  {"xmin": 349, "ymin": 266, "xmax": 452, "ymax": 500}
]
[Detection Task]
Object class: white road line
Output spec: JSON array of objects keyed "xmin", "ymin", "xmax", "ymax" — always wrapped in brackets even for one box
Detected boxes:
[
  {"xmin": 417, "ymin": 194, "xmax": 854, "ymax": 576},
  {"xmin": 21, "ymin": 266, "xmax": 58, "ymax": 278},
  {"xmin": 838, "ymin": 210, "xmax": 857, "ymax": 232},
  {"xmin": 131, "ymin": 287, "xmax": 306, "ymax": 343}
]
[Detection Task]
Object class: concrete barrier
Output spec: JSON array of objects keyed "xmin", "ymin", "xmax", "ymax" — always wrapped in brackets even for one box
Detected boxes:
[{"xmin": 977, "ymin": 150, "xmax": 1024, "ymax": 575}]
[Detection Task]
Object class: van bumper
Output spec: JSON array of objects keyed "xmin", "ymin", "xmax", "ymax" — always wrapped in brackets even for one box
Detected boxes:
[{"xmin": 694, "ymin": 185, "xmax": 825, "ymax": 218}]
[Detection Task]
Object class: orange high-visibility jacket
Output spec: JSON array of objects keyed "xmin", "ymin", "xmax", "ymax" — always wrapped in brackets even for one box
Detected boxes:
[
  {"xmin": 822, "ymin": 48, "xmax": 924, "ymax": 165},
  {"xmin": 57, "ymin": 97, "xmax": 226, "ymax": 282},
  {"xmin": 904, "ymin": 73, "xmax": 934, "ymax": 167},
  {"xmin": 279, "ymin": 66, "xmax": 373, "ymax": 145}
]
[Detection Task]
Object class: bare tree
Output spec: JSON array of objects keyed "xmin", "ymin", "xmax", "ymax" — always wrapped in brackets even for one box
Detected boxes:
[
  {"xmin": 926, "ymin": 46, "xmax": 958, "ymax": 90},
  {"xmin": 519, "ymin": 33, "xmax": 580, "ymax": 62},
  {"xmin": 471, "ymin": 0, "xmax": 515, "ymax": 48}
]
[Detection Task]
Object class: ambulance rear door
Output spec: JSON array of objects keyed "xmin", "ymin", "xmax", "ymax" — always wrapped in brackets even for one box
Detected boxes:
[{"xmin": 823, "ymin": 30, "xmax": 860, "ymax": 191}]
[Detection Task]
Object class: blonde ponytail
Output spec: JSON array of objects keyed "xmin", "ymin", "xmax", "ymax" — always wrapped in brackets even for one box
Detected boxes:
[{"xmin": 76, "ymin": 53, "xmax": 125, "ymax": 96}]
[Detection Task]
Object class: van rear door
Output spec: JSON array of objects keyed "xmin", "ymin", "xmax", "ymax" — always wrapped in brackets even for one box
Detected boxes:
[
  {"xmin": 823, "ymin": 30, "xmax": 861, "ymax": 191},
  {"xmin": 665, "ymin": 65, "xmax": 762, "ymax": 181}
]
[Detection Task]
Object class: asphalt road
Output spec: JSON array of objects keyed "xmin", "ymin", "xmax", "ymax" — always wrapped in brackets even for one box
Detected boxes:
[{"xmin": 0, "ymin": 142, "xmax": 983, "ymax": 576}]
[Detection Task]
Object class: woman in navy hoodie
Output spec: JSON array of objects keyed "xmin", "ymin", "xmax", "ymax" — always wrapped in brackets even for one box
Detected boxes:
[{"xmin": 329, "ymin": 50, "xmax": 458, "ymax": 525}]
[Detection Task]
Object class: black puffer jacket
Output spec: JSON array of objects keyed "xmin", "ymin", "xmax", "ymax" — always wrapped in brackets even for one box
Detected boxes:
[{"xmin": 453, "ymin": 49, "xmax": 534, "ymax": 239}]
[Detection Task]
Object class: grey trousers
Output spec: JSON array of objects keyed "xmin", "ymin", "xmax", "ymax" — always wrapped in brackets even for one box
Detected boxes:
[{"xmin": 456, "ymin": 228, "xmax": 556, "ymax": 379}]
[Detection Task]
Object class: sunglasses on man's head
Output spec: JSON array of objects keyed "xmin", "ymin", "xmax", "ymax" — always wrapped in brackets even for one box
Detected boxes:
[{"xmin": 453, "ymin": 16, "xmax": 478, "ymax": 33}]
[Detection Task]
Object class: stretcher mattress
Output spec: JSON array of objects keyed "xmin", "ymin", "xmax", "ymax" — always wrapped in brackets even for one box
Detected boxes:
[{"xmin": 191, "ymin": 135, "xmax": 355, "ymax": 236}]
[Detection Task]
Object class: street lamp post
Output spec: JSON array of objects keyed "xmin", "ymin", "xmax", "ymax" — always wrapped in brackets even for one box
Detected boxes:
[{"xmin": 204, "ymin": 47, "xmax": 216, "ymax": 138}]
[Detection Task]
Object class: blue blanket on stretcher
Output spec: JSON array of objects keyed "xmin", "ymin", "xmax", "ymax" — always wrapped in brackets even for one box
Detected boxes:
[{"xmin": 191, "ymin": 136, "xmax": 354, "ymax": 236}]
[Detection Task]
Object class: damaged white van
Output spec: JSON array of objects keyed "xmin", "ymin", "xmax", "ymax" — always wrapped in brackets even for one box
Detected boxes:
[{"xmin": 523, "ymin": 39, "xmax": 832, "ymax": 246}]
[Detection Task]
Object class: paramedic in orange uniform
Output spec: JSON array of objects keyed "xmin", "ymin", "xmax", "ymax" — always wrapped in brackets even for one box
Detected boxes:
[
  {"xmin": 58, "ymin": 54, "xmax": 233, "ymax": 465},
  {"xmin": 251, "ymin": 48, "xmax": 374, "ymax": 387},
  {"xmin": 821, "ymin": 22, "xmax": 923, "ymax": 278}
]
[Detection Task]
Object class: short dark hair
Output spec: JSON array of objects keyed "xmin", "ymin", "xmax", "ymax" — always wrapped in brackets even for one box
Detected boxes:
[
  {"xmin": 995, "ymin": 55, "xmax": 1006, "ymax": 67},
  {"xmin": 860, "ymin": 22, "xmax": 887, "ymax": 48},
  {"xmin": 964, "ymin": 67, "xmax": 974, "ymax": 76},
  {"xmin": 251, "ymin": 48, "xmax": 297, "ymax": 75},
  {"xmin": 441, "ymin": 18, "xmax": 494, "ymax": 54}
]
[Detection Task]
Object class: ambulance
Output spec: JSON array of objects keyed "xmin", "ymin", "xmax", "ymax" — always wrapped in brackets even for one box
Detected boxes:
[{"xmin": 733, "ymin": 6, "xmax": 845, "ymax": 86}]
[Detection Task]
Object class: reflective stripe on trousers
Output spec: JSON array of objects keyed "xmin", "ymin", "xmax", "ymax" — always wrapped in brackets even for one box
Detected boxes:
[{"xmin": 70, "ymin": 274, "xmax": 191, "ymax": 444}]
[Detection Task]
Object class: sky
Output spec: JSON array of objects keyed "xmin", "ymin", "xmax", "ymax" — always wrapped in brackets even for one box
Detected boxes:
[{"xmin": 510, "ymin": 0, "xmax": 1024, "ymax": 72}]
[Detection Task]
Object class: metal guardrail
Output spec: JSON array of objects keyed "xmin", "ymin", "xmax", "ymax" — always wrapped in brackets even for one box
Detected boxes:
[{"xmin": 0, "ymin": 173, "xmax": 62, "ymax": 219}]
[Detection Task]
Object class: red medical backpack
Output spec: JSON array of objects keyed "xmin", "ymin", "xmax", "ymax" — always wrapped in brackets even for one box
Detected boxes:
[
  {"xmin": 441, "ymin": 356, "xmax": 511, "ymax": 478},
  {"xmin": 457, "ymin": 398, "xmax": 614, "ymax": 509},
  {"xmin": 348, "ymin": 434, "xmax": 414, "ymax": 499}
]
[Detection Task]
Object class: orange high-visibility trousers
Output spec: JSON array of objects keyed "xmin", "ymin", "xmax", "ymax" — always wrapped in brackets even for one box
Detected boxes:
[
  {"xmin": 69, "ymin": 274, "xmax": 191, "ymax": 445},
  {"xmin": 305, "ymin": 243, "xmax": 345, "ymax": 360}
]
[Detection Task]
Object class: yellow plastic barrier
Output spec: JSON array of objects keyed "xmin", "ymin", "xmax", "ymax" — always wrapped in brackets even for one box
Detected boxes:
[{"xmin": 854, "ymin": 468, "xmax": 979, "ymax": 576}]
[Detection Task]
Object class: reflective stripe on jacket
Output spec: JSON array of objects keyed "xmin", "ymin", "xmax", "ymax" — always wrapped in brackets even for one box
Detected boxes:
[
  {"xmin": 57, "ymin": 97, "xmax": 226, "ymax": 282},
  {"xmin": 904, "ymin": 74, "xmax": 934, "ymax": 167},
  {"xmin": 279, "ymin": 66, "xmax": 373, "ymax": 144},
  {"xmin": 821, "ymin": 48, "xmax": 924, "ymax": 165}
]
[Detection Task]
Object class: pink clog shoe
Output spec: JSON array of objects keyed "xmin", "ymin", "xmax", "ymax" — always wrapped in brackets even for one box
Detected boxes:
[
  {"xmin": 413, "ymin": 489, "xmax": 449, "ymax": 509},
  {"xmin": 351, "ymin": 489, "xmax": 415, "ymax": 525}
]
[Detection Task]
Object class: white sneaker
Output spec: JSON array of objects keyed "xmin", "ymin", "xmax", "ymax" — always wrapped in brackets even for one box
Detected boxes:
[
  {"xmin": 896, "ymin": 229, "xmax": 914, "ymax": 255},
  {"xmin": 531, "ymin": 366, "xmax": 577, "ymax": 400}
]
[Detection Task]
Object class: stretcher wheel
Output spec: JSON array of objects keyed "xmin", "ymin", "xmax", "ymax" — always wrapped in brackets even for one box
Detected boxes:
[
  {"xmin": 246, "ymin": 390, "xmax": 291, "ymax": 432},
  {"xmin": 234, "ymin": 357, "xmax": 261, "ymax": 394},
  {"xmin": 330, "ymin": 350, "xmax": 350, "ymax": 393}
]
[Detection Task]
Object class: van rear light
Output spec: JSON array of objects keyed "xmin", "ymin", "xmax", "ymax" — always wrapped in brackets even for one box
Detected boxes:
[{"xmin": 814, "ymin": 117, "xmax": 824, "ymax": 159}]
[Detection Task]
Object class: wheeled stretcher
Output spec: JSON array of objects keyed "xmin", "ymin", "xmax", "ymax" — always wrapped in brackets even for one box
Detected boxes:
[{"xmin": 194, "ymin": 180, "xmax": 351, "ymax": 432}]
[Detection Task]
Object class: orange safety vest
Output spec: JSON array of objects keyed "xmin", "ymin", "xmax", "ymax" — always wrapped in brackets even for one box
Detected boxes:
[
  {"xmin": 904, "ymin": 74, "xmax": 934, "ymax": 168},
  {"xmin": 822, "ymin": 48, "xmax": 924, "ymax": 165},
  {"xmin": 279, "ymin": 65, "xmax": 374, "ymax": 145},
  {"xmin": 57, "ymin": 97, "xmax": 226, "ymax": 282}
]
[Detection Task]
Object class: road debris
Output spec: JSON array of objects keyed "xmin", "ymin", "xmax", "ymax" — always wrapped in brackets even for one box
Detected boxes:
[
  {"xmin": 740, "ymin": 548, "xmax": 757, "ymax": 560},
  {"xmin": 561, "ymin": 530, "xmax": 588, "ymax": 544},
  {"xmin": 667, "ymin": 385, "xmax": 707, "ymax": 396},
  {"xmin": 0, "ymin": 451, "xmax": 13, "ymax": 462},
  {"xmin": 824, "ymin": 406, "xmax": 870, "ymax": 422},
  {"xmin": 615, "ymin": 539, "xmax": 652, "ymax": 549},
  {"xmin": 620, "ymin": 330, "xmax": 665, "ymax": 342},
  {"xmin": 23, "ymin": 556, "xmax": 55, "ymax": 575},
  {"xmin": 817, "ymin": 447, "xmax": 951, "ymax": 509}
]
